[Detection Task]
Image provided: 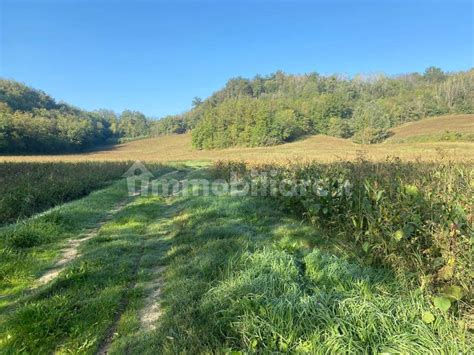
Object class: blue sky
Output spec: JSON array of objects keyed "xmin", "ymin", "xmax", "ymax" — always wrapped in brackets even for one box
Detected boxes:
[{"xmin": 1, "ymin": 0, "xmax": 472, "ymax": 118}]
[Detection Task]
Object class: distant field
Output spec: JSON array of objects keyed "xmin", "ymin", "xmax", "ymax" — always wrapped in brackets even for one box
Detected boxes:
[
  {"xmin": 1, "ymin": 114, "xmax": 473, "ymax": 163},
  {"xmin": 386, "ymin": 114, "xmax": 474, "ymax": 143}
]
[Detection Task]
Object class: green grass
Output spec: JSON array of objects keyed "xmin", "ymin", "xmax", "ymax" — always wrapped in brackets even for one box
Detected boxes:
[
  {"xmin": 1, "ymin": 196, "xmax": 170, "ymax": 353},
  {"xmin": 0, "ymin": 181, "xmax": 128, "ymax": 305},
  {"xmin": 1, "ymin": 165, "xmax": 472, "ymax": 353},
  {"xmin": 0, "ymin": 162, "xmax": 132, "ymax": 225},
  {"xmin": 110, "ymin": 193, "xmax": 470, "ymax": 354},
  {"xmin": 0, "ymin": 166, "xmax": 174, "ymax": 352}
]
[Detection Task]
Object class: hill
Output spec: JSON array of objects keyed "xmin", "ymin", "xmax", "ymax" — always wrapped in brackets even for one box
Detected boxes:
[
  {"xmin": 386, "ymin": 114, "xmax": 474, "ymax": 143},
  {"xmin": 2, "ymin": 114, "xmax": 473, "ymax": 163},
  {"xmin": 0, "ymin": 79, "xmax": 152, "ymax": 154},
  {"xmin": 156, "ymin": 68, "xmax": 473, "ymax": 149}
]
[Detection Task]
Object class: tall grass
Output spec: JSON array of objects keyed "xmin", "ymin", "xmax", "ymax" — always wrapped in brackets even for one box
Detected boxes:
[
  {"xmin": 0, "ymin": 162, "xmax": 135, "ymax": 224},
  {"xmin": 213, "ymin": 158, "xmax": 473, "ymax": 311},
  {"xmin": 113, "ymin": 192, "xmax": 471, "ymax": 353}
]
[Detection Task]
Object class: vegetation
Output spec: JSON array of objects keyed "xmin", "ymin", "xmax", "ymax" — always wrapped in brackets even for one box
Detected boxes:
[
  {"xmin": 2, "ymin": 68, "xmax": 473, "ymax": 153},
  {"xmin": 390, "ymin": 131, "xmax": 474, "ymax": 143},
  {"xmin": 213, "ymin": 159, "xmax": 473, "ymax": 309},
  {"xmin": 0, "ymin": 80, "xmax": 151, "ymax": 154},
  {"xmin": 185, "ymin": 68, "xmax": 473, "ymax": 148},
  {"xmin": 0, "ymin": 162, "xmax": 133, "ymax": 224},
  {"xmin": 0, "ymin": 67, "xmax": 473, "ymax": 353},
  {"xmin": 2, "ymin": 114, "xmax": 472, "ymax": 164},
  {"xmin": 1, "ymin": 166, "xmax": 471, "ymax": 353}
]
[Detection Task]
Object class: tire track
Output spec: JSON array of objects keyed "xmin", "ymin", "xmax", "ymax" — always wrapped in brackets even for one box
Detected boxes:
[
  {"xmin": 37, "ymin": 196, "xmax": 133, "ymax": 287},
  {"xmin": 139, "ymin": 266, "xmax": 167, "ymax": 331}
]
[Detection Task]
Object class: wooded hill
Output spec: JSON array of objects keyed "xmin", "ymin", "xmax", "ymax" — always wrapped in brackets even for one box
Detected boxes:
[
  {"xmin": 153, "ymin": 67, "xmax": 474, "ymax": 148},
  {"xmin": 0, "ymin": 80, "xmax": 151, "ymax": 153},
  {"xmin": 1, "ymin": 67, "xmax": 473, "ymax": 153}
]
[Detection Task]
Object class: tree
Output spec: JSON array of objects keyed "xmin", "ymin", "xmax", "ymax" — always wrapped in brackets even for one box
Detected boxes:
[
  {"xmin": 118, "ymin": 110, "xmax": 150, "ymax": 138},
  {"xmin": 424, "ymin": 67, "xmax": 446, "ymax": 83},
  {"xmin": 192, "ymin": 97, "xmax": 203, "ymax": 108},
  {"xmin": 327, "ymin": 117, "xmax": 353, "ymax": 138},
  {"xmin": 352, "ymin": 101, "xmax": 390, "ymax": 144}
]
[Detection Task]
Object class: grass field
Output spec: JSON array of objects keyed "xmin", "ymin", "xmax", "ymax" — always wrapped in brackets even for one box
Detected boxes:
[
  {"xmin": 0, "ymin": 114, "xmax": 473, "ymax": 353},
  {"xmin": 0, "ymin": 162, "xmax": 472, "ymax": 353},
  {"xmin": 0, "ymin": 162, "xmax": 133, "ymax": 224},
  {"xmin": 386, "ymin": 114, "xmax": 474, "ymax": 143},
  {"xmin": 1, "ymin": 114, "xmax": 473, "ymax": 164}
]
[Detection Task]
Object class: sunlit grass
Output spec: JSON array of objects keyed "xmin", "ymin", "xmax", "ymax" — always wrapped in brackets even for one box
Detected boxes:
[
  {"xmin": 113, "ymin": 192, "xmax": 472, "ymax": 353},
  {"xmin": 1, "ymin": 165, "xmax": 472, "ymax": 353}
]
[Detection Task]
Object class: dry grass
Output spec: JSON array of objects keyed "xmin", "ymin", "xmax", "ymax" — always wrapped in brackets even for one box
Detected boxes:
[
  {"xmin": 1, "ymin": 114, "xmax": 473, "ymax": 164},
  {"xmin": 386, "ymin": 114, "xmax": 474, "ymax": 141}
]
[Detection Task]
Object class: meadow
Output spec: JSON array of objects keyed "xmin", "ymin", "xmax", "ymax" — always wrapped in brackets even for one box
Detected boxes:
[
  {"xmin": 1, "ymin": 115, "xmax": 473, "ymax": 164},
  {"xmin": 0, "ymin": 114, "xmax": 473, "ymax": 353},
  {"xmin": 0, "ymin": 161, "xmax": 472, "ymax": 353}
]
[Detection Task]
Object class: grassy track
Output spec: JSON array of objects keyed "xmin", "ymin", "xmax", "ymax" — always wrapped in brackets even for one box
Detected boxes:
[
  {"xmin": 0, "ymin": 167, "xmax": 177, "ymax": 352},
  {"xmin": 0, "ymin": 167, "xmax": 472, "ymax": 353},
  {"xmin": 112, "ymin": 188, "xmax": 471, "ymax": 353}
]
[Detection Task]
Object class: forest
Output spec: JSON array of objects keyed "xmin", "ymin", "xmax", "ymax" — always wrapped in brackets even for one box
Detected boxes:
[
  {"xmin": 185, "ymin": 67, "xmax": 474, "ymax": 148},
  {"xmin": 0, "ymin": 80, "xmax": 151, "ymax": 153}
]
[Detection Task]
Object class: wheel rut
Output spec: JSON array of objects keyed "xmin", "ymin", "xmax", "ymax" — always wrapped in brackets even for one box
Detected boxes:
[{"xmin": 37, "ymin": 196, "xmax": 133, "ymax": 287}]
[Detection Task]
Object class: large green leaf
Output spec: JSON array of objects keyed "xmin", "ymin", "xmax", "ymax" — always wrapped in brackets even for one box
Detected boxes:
[{"xmin": 433, "ymin": 296, "xmax": 451, "ymax": 312}]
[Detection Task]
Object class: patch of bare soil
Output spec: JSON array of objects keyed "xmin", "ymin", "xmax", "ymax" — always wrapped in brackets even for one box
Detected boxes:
[
  {"xmin": 37, "ymin": 197, "xmax": 132, "ymax": 286},
  {"xmin": 140, "ymin": 266, "xmax": 167, "ymax": 331}
]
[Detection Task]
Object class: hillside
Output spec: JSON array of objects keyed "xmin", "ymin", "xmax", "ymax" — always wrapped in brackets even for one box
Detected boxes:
[
  {"xmin": 161, "ymin": 68, "xmax": 474, "ymax": 149},
  {"xmin": 386, "ymin": 114, "xmax": 474, "ymax": 143},
  {"xmin": 0, "ymin": 126, "xmax": 474, "ymax": 162},
  {"xmin": 0, "ymin": 79, "xmax": 152, "ymax": 154}
]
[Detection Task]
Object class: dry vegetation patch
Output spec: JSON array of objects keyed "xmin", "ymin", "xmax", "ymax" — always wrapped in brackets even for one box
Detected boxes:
[{"xmin": 1, "ymin": 118, "xmax": 473, "ymax": 164}]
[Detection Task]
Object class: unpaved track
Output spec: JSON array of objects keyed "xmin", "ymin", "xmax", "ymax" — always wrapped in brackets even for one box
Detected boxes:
[
  {"xmin": 140, "ymin": 266, "xmax": 167, "ymax": 331},
  {"xmin": 37, "ymin": 197, "xmax": 133, "ymax": 287},
  {"xmin": 97, "ymin": 241, "xmax": 146, "ymax": 355},
  {"xmin": 96, "ymin": 174, "xmax": 187, "ymax": 354}
]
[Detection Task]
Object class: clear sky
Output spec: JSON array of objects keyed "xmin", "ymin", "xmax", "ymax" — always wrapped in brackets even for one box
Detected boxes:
[{"xmin": 0, "ymin": 0, "xmax": 472, "ymax": 118}]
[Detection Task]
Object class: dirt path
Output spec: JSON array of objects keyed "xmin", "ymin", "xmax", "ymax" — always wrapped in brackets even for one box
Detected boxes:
[
  {"xmin": 95, "ymin": 190, "xmax": 185, "ymax": 353},
  {"xmin": 139, "ymin": 266, "xmax": 167, "ymax": 331},
  {"xmin": 37, "ymin": 197, "xmax": 133, "ymax": 287}
]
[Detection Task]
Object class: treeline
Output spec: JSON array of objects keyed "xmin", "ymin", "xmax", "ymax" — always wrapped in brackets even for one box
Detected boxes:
[
  {"xmin": 180, "ymin": 67, "xmax": 473, "ymax": 149},
  {"xmin": 3, "ymin": 67, "xmax": 473, "ymax": 153},
  {"xmin": 0, "ymin": 80, "xmax": 151, "ymax": 154}
]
